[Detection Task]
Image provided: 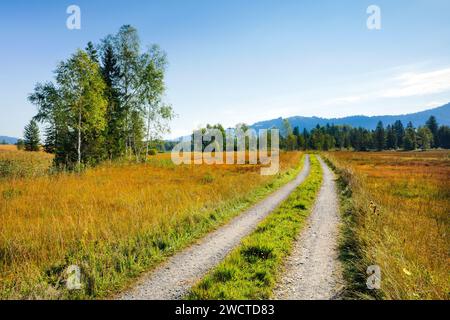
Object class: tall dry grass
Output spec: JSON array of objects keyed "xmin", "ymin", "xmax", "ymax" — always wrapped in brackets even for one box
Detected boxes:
[
  {"xmin": 0, "ymin": 151, "xmax": 303, "ymax": 299},
  {"xmin": 0, "ymin": 145, "xmax": 53, "ymax": 179},
  {"xmin": 326, "ymin": 151, "xmax": 449, "ymax": 300}
]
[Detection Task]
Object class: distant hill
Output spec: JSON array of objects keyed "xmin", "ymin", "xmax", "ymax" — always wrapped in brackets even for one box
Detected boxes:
[
  {"xmin": 0, "ymin": 136, "xmax": 18, "ymax": 144},
  {"xmin": 251, "ymin": 103, "xmax": 450, "ymax": 131}
]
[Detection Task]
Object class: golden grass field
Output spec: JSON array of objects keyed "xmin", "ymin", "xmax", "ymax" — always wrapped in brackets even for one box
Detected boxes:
[
  {"xmin": 0, "ymin": 145, "xmax": 53, "ymax": 179},
  {"xmin": 326, "ymin": 151, "xmax": 450, "ymax": 300},
  {"xmin": 0, "ymin": 145, "xmax": 303, "ymax": 299}
]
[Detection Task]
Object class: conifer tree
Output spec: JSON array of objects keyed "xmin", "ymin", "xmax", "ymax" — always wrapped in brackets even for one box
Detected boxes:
[{"xmin": 24, "ymin": 119, "xmax": 40, "ymax": 151}]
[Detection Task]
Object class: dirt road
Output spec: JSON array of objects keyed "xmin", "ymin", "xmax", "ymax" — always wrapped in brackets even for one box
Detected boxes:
[
  {"xmin": 119, "ymin": 155, "xmax": 311, "ymax": 300},
  {"xmin": 273, "ymin": 156, "xmax": 343, "ymax": 300}
]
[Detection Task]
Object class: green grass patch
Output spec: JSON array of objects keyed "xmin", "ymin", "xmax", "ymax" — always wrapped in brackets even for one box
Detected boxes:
[{"xmin": 186, "ymin": 155, "xmax": 323, "ymax": 300}]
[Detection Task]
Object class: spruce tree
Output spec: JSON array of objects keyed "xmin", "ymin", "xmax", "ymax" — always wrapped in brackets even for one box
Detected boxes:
[
  {"xmin": 86, "ymin": 41, "xmax": 99, "ymax": 63},
  {"xmin": 437, "ymin": 126, "xmax": 450, "ymax": 149},
  {"xmin": 426, "ymin": 116, "xmax": 438, "ymax": 148},
  {"xmin": 24, "ymin": 119, "xmax": 40, "ymax": 151},
  {"xmin": 101, "ymin": 41, "xmax": 124, "ymax": 159},
  {"xmin": 374, "ymin": 121, "xmax": 386, "ymax": 151},
  {"xmin": 386, "ymin": 125, "xmax": 397, "ymax": 149},
  {"xmin": 393, "ymin": 120, "xmax": 405, "ymax": 148}
]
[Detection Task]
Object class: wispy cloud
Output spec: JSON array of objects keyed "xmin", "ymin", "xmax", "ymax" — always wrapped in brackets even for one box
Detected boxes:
[
  {"xmin": 382, "ymin": 68, "xmax": 450, "ymax": 98},
  {"xmin": 323, "ymin": 66, "xmax": 450, "ymax": 108}
]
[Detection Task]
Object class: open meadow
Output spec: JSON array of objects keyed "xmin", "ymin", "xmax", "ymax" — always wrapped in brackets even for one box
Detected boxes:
[
  {"xmin": 0, "ymin": 145, "xmax": 53, "ymax": 179},
  {"xmin": 0, "ymin": 145, "xmax": 303, "ymax": 299},
  {"xmin": 325, "ymin": 151, "xmax": 450, "ymax": 300}
]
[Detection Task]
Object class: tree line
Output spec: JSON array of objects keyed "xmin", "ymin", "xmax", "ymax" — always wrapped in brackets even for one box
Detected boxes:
[
  {"xmin": 26, "ymin": 25, "xmax": 174, "ymax": 169},
  {"xmin": 280, "ymin": 116, "xmax": 450, "ymax": 151},
  {"xmin": 184, "ymin": 116, "xmax": 449, "ymax": 153}
]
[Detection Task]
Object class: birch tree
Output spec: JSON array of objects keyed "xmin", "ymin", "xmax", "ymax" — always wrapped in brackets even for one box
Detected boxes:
[
  {"xmin": 139, "ymin": 45, "xmax": 174, "ymax": 159},
  {"xmin": 56, "ymin": 50, "xmax": 107, "ymax": 169}
]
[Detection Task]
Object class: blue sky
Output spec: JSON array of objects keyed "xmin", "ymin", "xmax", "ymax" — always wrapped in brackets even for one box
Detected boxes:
[{"xmin": 1, "ymin": 0, "xmax": 449, "ymax": 139}]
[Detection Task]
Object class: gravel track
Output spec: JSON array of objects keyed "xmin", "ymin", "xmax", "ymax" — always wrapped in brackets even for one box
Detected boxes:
[
  {"xmin": 273, "ymin": 156, "xmax": 343, "ymax": 300},
  {"xmin": 119, "ymin": 155, "xmax": 311, "ymax": 300}
]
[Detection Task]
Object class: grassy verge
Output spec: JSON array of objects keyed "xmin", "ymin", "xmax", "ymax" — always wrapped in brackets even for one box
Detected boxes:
[
  {"xmin": 322, "ymin": 155, "xmax": 376, "ymax": 299},
  {"xmin": 323, "ymin": 151, "xmax": 449, "ymax": 300},
  {"xmin": 0, "ymin": 153, "xmax": 305, "ymax": 299},
  {"xmin": 186, "ymin": 155, "xmax": 322, "ymax": 300}
]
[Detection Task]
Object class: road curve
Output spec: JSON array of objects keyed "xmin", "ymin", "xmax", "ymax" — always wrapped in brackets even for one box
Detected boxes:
[
  {"xmin": 273, "ymin": 156, "xmax": 343, "ymax": 300},
  {"xmin": 119, "ymin": 155, "xmax": 311, "ymax": 300}
]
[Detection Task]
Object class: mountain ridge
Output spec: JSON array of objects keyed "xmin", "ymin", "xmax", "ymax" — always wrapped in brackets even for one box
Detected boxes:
[
  {"xmin": 251, "ymin": 103, "xmax": 450, "ymax": 131},
  {"xmin": 0, "ymin": 136, "xmax": 18, "ymax": 144}
]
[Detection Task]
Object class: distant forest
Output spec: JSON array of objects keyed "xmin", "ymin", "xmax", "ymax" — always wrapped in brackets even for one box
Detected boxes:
[
  {"xmin": 183, "ymin": 115, "xmax": 450, "ymax": 152},
  {"xmin": 279, "ymin": 115, "xmax": 450, "ymax": 151}
]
